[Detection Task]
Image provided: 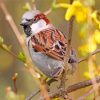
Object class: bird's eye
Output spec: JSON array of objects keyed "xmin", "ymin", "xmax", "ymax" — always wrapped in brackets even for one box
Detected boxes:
[{"xmin": 34, "ymin": 18, "xmax": 36, "ymax": 21}]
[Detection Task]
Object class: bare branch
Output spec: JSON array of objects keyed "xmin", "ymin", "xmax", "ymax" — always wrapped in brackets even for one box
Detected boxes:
[
  {"xmin": 12, "ymin": 73, "xmax": 18, "ymax": 94},
  {"xmin": 26, "ymin": 90, "xmax": 40, "ymax": 100},
  {"xmin": 0, "ymin": 45, "xmax": 19, "ymax": 60},
  {"xmin": 59, "ymin": 0, "xmax": 74, "ymax": 97},
  {"xmin": 77, "ymin": 88, "xmax": 94, "ymax": 100},
  {"xmin": 40, "ymin": 76, "xmax": 100, "ymax": 99},
  {"xmin": 0, "ymin": 1, "xmax": 50, "ymax": 100},
  {"xmin": 0, "ymin": 0, "xmax": 100, "ymax": 100},
  {"xmin": 1, "ymin": 39, "xmax": 100, "ymax": 100},
  {"xmin": 44, "ymin": 8, "xmax": 52, "ymax": 15},
  {"xmin": 78, "ymin": 49, "xmax": 100, "ymax": 63}
]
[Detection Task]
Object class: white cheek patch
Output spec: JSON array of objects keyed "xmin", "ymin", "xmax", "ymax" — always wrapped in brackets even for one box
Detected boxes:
[
  {"xmin": 31, "ymin": 23, "xmax": 39, "ymax": 33},
  {"xmin": 30, "ymin": 20, "xmax": 47, "ymax": 34}
]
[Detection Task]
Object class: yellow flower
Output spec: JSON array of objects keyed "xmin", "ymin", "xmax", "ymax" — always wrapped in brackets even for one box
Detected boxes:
[
  {"xmin": 91, "ymin": 11, "xmax": 100, "ymax": 29},
  {"xmin": 78, "ymin": 38, "xmax": 97, "ymax": 55},
  {"xmin": 78, "ymin": 44, "xmax": 89, "ymax": 56},
  {"xmin": 88, "ymin": 36, "xmax": 97, "ymax": 52},
  {"xmin": 52, "ymin": 1, "xmax": 88, "ymax": 23},
  {"xmin": 93, "ymin": 30, "xmax": 100, "ymax": 44},
  {"xmin": 84, "ymin": 72, "xmax": 92, "ymax": 79},
  {"xmin": 65, "ymin": 1, "xmax": 88, "ymax": 23}
]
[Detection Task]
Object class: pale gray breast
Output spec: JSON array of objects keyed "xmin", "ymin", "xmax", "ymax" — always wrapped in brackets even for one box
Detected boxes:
[{"xmin": 27, "ymin": 38, "xmax": 64, "ymax": 77}]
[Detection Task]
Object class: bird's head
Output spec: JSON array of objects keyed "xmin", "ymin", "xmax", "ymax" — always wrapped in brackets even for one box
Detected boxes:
[{"xmin": 20, "ymin": 10, "xmax": 50, "ymax": 37}]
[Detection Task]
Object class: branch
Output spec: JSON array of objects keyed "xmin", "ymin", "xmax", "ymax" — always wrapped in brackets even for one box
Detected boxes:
[
  {"xmin": 29, "ymin": 48, "xmax": 100, "ymax": 99},
  {"xmin": 12, "ymin": 73, "xmax": 18, "ymax": 94},
  {"xmin": 26, "ymin": 78, "xmax": 57, "ymax": 100},
  {"xmin": 0, "ymin": 45, "xmax": 19, "ymax": 60},
  {"xmin": 1, "ymin": 40, "xmax": 100, "ymax": 100},
  {"xmin": 44, "ymin": 8, "xmax": 52, "ymax": 15},
  {"xmin": 40, "ymin": 76, "xmax": 100, "ymax": 100},
  {"xmin": 0, "ymin": 0, "xmax": 100, "ymax": 100},
  {"xmin": 26, "ymin": 90, "xmax": 40, "ymax": 100},
  {"xmin": 26, "ymin": 75, "xmax": 100, "ymax": 100},
  {"xmin": 77, "ymin": 88, "xmax": 94, "ymax": 100},
  {"xmin": 78, "ymin": 49, "xmax": 100, "ymax": 63},
  {"xmin": 59, "ymin": 0, "xmax": 74, "ymax": 96},
  {"xmin": 0, "ymin": 0, "xmax": 38, "ymax": 79},
  {"xmin": 0, "ymin": 1, "xmax": 50, "ymax": 100}
]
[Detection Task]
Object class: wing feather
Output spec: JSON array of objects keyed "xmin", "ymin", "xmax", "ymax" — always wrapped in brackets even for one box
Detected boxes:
[{"xmin": 31, "ymin": 28, "xmax": 68, "ymax": 61}]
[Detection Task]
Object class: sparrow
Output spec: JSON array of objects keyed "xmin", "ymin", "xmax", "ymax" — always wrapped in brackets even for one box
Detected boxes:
[{"xmin": 20, "ymin": 10, "xmax": 77, "ymax": 78}]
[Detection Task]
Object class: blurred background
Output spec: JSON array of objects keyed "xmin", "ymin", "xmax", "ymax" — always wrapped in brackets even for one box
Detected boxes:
[{"xmin": 0, "ymin": 0, "xmax": 100, "ymax": 100}]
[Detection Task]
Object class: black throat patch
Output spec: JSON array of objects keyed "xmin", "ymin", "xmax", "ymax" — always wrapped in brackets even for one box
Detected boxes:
[{"xmin": 23, "ymin": 25, "xmax": 32, "ymax": 37}]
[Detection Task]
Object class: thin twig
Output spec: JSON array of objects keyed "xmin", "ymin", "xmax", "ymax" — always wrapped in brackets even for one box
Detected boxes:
[
  {"xmin": 66, "ymin": 0, "xmax": 74, "ymax": 43},
  {"xmin": 77, "ymin": 88, "xmax": 94, "ymax": 100},
  {"xmin": 0, "ymin": 0, "xmax": 100, "ymax": 100},
  {"xmin": 0, "ymin": 0, "xmax": 39, "ymax": 80},
  {"xmin": 0, "ymin": 1, "xmax": 50, "ymax": 100},
  {"xmin": 78, "ymin": 49, "xmax": 100, "ymax": 63},
  {"xmin": 26, "ymin": 90, "xmax": 40, "ymax": 100},
  {"xmin": 40, "ymin": 76, "xmax": 100, "ymax": 99},
  {"xmin": 12, "ymin": 73, "xmax": 18, "ymax": 94},
  {"xmin": 26, "ymin": 79, "xmax": 57, "ymax": 100},
  {"xmin": 0, "ymin": 45, "xmax": 19, "ymax": 60},
  {"xmin": 44, "ymin": 8, "xmax": 52, "ymax": 15},
  {"xmin": 59, "ymin": 0, "xmax": 74, "ymax": 98},
  {"xmin": 1, "ymin": 43, "xmax": 100, "ymax": 100}
]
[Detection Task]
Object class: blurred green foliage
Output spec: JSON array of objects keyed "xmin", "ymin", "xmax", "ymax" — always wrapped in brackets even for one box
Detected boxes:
[{"xmin": 18, "ymin": 52, "xmax": 26, "ymax": 63}]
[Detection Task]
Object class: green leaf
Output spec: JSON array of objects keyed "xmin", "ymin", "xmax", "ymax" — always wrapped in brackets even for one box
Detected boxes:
[
  {"xmin": 18, "ymin": 52, "xmax": 26, "ymax": 63},
  {"xmin": 52, "ymin": 2, "xmax": 59, "ymax": 10},
  {"xmin": 23, "ymin": 2, "xmax": 31, "ymax": 11}
]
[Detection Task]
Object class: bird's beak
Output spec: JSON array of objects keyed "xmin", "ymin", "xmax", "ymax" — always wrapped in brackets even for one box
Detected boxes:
[{"xmin": 20, "ymin": 19, "xmax": 28, "ymax": 26}]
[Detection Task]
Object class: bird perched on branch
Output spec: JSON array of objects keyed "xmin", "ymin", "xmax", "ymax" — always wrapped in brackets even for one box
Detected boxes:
[{"xmin": 20, "ymin": 10, "xmax": 77, "ymax": 78}]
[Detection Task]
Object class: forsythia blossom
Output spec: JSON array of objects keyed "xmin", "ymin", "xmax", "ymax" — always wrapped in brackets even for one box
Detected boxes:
[
  {"xmin": 91, "ymin": 11, "xmax": 100, "ymax": 29},
  {"xmin": 53, "ymin": 1, "xmax": 89, "ymax": 23},
  {"xmin": 93, "ymin": 30, "xmax": 100, "ymax": 44},
  {"xmin": 79, "ymin": 29, "xmax": 100, "ymax": 55},
  {"xmin": 65, "ymin": 1, "xmax": 88, "ymax": 23}
]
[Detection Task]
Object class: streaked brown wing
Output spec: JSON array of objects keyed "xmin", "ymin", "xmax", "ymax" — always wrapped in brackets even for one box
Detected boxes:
[{"xmin": 31, "ymin": 28, "xmax": 68, "ymax": 61}]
